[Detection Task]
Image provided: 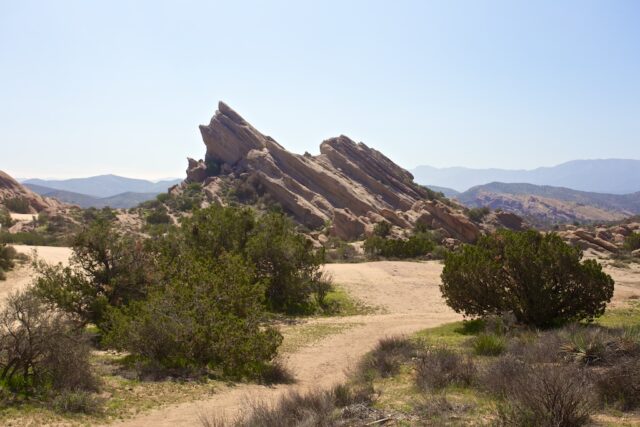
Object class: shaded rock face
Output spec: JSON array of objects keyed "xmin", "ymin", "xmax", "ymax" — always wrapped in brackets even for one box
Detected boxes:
[
  {"xmin": 0, "ymin": 170, "xmax": 64, "ymax": 213},
  {"xmin": 188, "ymin": 102, "xmax": 482, "ymax": 242}
]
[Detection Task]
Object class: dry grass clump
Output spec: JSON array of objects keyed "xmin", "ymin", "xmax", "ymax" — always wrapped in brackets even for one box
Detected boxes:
[
  {"xmin": 356, "ymin": 335, "xmax": 417, "ymax": 380},
  {"xmin": 415, "ymin": 347, "xmax": 476, "ymax": 390},
  {"xmin": 492, "ymin": 364, "xmax": 594, "ymax": 427}
]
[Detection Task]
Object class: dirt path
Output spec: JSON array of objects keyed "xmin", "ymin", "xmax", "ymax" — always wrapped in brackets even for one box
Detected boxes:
[
  {"xmin": 109, "ymin": 261, "xmax": 461, "ymax": 427},
  {"xmin": 0, "ymin": 245, "xmax": 72, "ymax": 301}
]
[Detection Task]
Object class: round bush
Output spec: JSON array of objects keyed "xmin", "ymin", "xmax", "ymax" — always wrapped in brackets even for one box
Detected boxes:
[{"xmin": 440, "ymin": 230, "xmax": 614, "ymax": 328}]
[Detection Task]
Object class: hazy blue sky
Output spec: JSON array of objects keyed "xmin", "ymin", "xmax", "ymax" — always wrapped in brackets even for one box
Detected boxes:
[{"xmin": 1, "ymin": 0, "xmax": 639, "ymax": 180}]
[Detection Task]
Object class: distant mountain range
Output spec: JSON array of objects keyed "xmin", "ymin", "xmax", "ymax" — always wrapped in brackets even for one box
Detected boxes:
[
  {"xmin": 21, "ymin": 175, "xmax": 182, "ymax": 209},
  {"xmin": 434, "ymin": 181, "xmax": 640, "ymax": 225},
  {"xmin": 23, "ymin": 175, "xmax": 181, "ymax": 199},
  {"xmin": 412, "ymin": 159, "xmax": 640, "ymax": 194},
  {"xmin": 23, "ymin": 183, "xmax": 160, "ymax": 209}
]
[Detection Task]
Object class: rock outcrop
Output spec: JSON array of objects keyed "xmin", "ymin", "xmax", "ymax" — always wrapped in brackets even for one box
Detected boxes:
[
  {"xmin": 184, "ymin": 102, "xmax": 483, "ymax": 242},
  {"xmin": 0, "ymin": 170, "xmax": 64, "ymax": 213},
  {"xmin": 557, "ymin": 220, "xmax": 640, "ymax": 254}
]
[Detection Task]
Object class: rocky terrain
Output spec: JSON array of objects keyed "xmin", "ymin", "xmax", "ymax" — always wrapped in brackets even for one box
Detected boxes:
[
  {"xmin": 0, "ymin": 170, "xmax": 65, "ymax": 213},
  {"xmin": 455, "ymin": 182, "xmax": 640, "ymax": 225},
  {"xmin": 556, "ymin": 217, "xmax": 640, "ymax": 256},
  {"xmin": 179, "ymin": 102, "xmax": 526, "ymax": 243}
]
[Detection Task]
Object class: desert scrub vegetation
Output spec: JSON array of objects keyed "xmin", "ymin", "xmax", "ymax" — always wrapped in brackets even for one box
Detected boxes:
[
  {"xmin": 624, "ymin": 231, "xmax": 640, "ymax": 251},
  {"xmin": 268, "ymin": 303, "xmax": 639, "ymax": 426},
  {"xmin": 364, "ymin": 222, "xmax": 442, "ymax": 260},
  {"xmin": 466, "ymin": 206, "xmax": 490, "ymax": 222},
  {"xmin": 0, "ymin": 243, "xmax": 18, "ymax": 280},
  {"xmin": 3, "ymin": 197, "xmax": 31, "ymax": 214},
  {"xmin": 32, "ymin": 204, "xmax": 329, "ymax": 380},
  {"xmin": 0, "ymin": 207, "xmax": 12, "ymax": 229},
  {"xmin": 0, "ymin": 290, "xmax": 99, "ymax": 411},
  {"xmin": 441, "ymin": 229, "xmax": 614, "ymax": 328}
]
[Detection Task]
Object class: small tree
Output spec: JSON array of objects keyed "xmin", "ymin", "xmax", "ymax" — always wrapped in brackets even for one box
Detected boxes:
[
  {"xmin": 440, "ymin": 230, "xmax": 614, "ymax": 328},
  {"xmin": 373, "ymin": 221, "xmax": 392, "ymax": 238},
  {"xmin": 33, "ymin": 218, "xmax": 156, "ymax": 327}
]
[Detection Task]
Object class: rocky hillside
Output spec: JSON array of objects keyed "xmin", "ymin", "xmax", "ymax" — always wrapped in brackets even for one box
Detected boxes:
[
  {"xmin": 0, "ymin": 170, "xmax": 65, "ymax": 213},
  {"xmin": 456, "ymin": 182, "xmax": 640, "ymax": 225},
  {"xmin": 177, "ymin": 102, "xmax": 499, "ymax": 243}
]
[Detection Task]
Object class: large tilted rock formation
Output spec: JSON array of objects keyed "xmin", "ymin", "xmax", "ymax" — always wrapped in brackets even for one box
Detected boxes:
[
  {"xmin": 0, "ymin": 170, "xmax": 64, "ymax": 213},
  {"xmin": 183, "ymin": 102, "xmax": 482, "ymax": 242}
]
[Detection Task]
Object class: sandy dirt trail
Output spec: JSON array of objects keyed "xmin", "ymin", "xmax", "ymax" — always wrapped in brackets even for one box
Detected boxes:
[
  {"xmin": 0, "ymin": 245, "xmax": 72, "ymax": 301},
  {"xmin": 109, "ymin": 261, "xmax": 461, "ymax": 427}
]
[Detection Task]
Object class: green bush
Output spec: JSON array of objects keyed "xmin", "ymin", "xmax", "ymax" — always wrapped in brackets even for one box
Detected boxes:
[
  {"xmin": 440, "ymin": 230, "xmax": 614, "ymax": 328},
  {"xmin": 0, "ymin": 243, "xmax": 17, "ymax": 280},
  {"xmin": 33, "ymin": 218, "xmax": 156, "ymax": 327},
  {"xmin": 0, "ymin": 207, "xmax": 13, "ymax": 228},
  {"xmin": 4, "ymin": 197, "xmax": 31, "ymax": 214},
  {"xmin": 467, "ymin": 206, "xmax": 490, "ymax": 222},
  {"xmin": 364, "ymin": 232, "xmax": 435, "ymax": 259},
  {"xmin": 146, "ymin": 206, "xmax": 171, "ymax": 225},
  {"xmin": 624, "ymin": 232, "xmax": 640, "ymax": 251},
  {"xmin": 104, "ymin": 253, "xmax": 282, "ymax": 377},
  {"xmin": 181, "ymin": 206, "xmax": 325, "ymax": 313},
  {"xmin": 373, "ymin": 221, "xmax": 391, "ymax": 238}
]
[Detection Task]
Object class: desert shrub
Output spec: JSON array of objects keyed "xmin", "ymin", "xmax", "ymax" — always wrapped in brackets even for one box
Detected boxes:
[
  {"xmin": 146, "ymin": 206, "xmax": 171, "ymax": 225},
  {"xmin": 472, "ymin": 333, "xmax": 506, "ymax": 356},
  {"xmin": 467, "ymin": 206, "xmax": 490, "ymax": 222},
  {"xmin": 415, "ymin": 347, "xmax": 476, "ymax": 390},
  {"xmin": 33, "ymin": 218, "xmax": 156, "ymax": 327},
  {"xmin": 495, "ymin": 364, "xmax": 594, "ymax": 427},
  {"xmin": 624, "ymin": 232, "xmax": 640, "ymax": 251},
  {"xmin": 364, "ymin": 232, "xmax": 435, "ymax": 259},
  {"xmin": 0, "ymin": 290, "xmax": 97, "ymax": 396},
  {"xmin": 595, "ymin": 357, "xmax": 640, "ymax": 410},
  {"xmin": 4, "ymin": 197, "xmax": 31, "ymax": 214},
  {"xmin": 0, "ymin": 243, "xmax": 17, "ymax": 280},
  {"xmin": 246, "ymin": 212, "xmax": 325, "ymax": 313},
  {"xmin": 182, "ymin": 206, "xmax": 326, "ymax": 313},
  {"xmin": 357, "ymin": 336, "xmax": 417, "ymax": 379},
  {"xmin": 0, "ymin": 207, "xmax": 12, "ymax": 228},
  {"xmin": 103, "ymin": 253, "xmax": 282, "ymax": 377},
  {"xmin": 373, "ymin": 220, "xmax": 391, "ymax": 237},
  {"xmin": 440, "ymin": 230, "xmax": 614, "ymax": 328},
  {"xmin": 232, "ymin": 389, "xmax": 336, "ymax": 427},
  {"xmin": 51, "ymin": 390, "xmax": 102, "ymax": 414},
  {"xmin": 0, "ymin": 230, "xmax": 61, "ymax": 246}
]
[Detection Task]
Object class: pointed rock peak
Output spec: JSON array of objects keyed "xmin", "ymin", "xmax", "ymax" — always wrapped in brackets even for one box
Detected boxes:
[{"xmin": 217, "ymin": 101, "xmax": 247, "ymax": 125}]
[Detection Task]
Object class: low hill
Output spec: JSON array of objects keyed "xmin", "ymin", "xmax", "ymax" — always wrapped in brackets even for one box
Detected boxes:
[
  {"xmin": 0, "ymin": 170, "xmax": 64, "ymax": 213},
  {"xmin": 457, "ymin": 182, "xmax": 640, "ymax": 225},
  {"xmin": 24, "ymin": 175, "xmax": 181, "ymax": 199},
  {"xmin": 24, "ymin": 183, "xmax": 158, "ymax": 209},
  {"xmin": 412, "ymin": 159, "xmax": 640, "ymax": 194}
]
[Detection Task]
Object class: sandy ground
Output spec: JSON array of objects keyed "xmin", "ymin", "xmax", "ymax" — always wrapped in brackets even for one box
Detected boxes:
[
  {"xmin": 0, "ymin": 248, "xmax": 638, "ymax": 426},
  {"xmin": 9, "ymin": 213, "xmax": 39, "ymax": 222},
  {"xmin": 0, "ymin": 245, "xmax": 72, "ymax": 301}
]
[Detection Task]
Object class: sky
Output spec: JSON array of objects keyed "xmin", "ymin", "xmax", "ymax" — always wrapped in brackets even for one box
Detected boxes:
[{"xmin": 1, "ymin": 0, "xmax": 639, "ymax": 180}]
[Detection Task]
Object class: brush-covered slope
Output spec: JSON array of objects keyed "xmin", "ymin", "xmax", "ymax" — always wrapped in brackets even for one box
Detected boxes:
[
  {"xmin": 458, "ymin": 182, "xmax": 640, "ymax": 225},
  {"xmin": 179, "ymin": 102, "xmax": 483, "ymax": 242}
]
